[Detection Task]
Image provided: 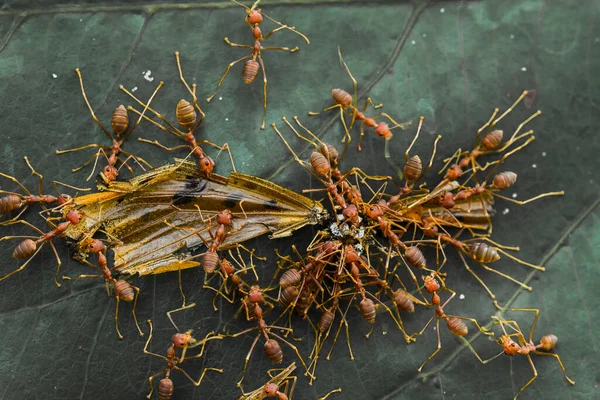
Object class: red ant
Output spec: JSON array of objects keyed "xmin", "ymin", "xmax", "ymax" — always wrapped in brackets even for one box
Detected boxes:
[
  {"xmin": 207, "ymin": 0, "xmax": 310, "ymax": 129},
  {"xmin": 486, "ymin": 308, "xmax": 575, "ymax": 399},
  {"xmin": 121, "ymin": 52, "xmax": 235, "ymax": 175},
  {"xmin": 312, "ymin": 48, "xmax": 411, "ymax": 157},
  {"xmin": 1, "ymin": 209, "xmax": 83, "ymax": 287},
  {"xmin": 143, "ymin": 320, "xmax": 223, "ymax": 399},
  {"xmin": 411, "ymin": 274, "xmax": 493, "ymax": 372},
  {"xmin": 0, "ymin": 156, "xmax": 74, "ymax": 226},
  {"xmin": 63, "ymin": 239, "xmax": 143, "ymax": 339},
  {"xmin": 56, "ymin": 69, "xmax": 159, "ymax": 182}
]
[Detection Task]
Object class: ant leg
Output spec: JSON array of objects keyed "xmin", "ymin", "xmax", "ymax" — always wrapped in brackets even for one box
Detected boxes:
[
  {"xmin": 114, "ymin": 296, "xmax": 124, "ymax": 340},
  {"xmin": 175, "ymin": 366, "xmax": 224, "ymax": 386},
  {"xmin": 48, "ymin": 241, "xmax": 62, "ymax": 287},
  {"xmin": 458, "ymin": 336, "xmax": 504, "ymax": 364},
  {"xmin": 174, "ymin": 51, "xmax": 205, "ymax": 119},
  {"xmin": 261, "ymin": 12, "xmax": 310, "ymax": 43},
  {"xmin": 55, "ymin": 143, "xmax": 103, "ymax": 155},
  {"xmin": 223, "ymin": 37, "xmax": 253, "ymax": 49},
  {"xmin": 417, "ymin": 318, "xmax": 441, "ymax": 372},
  {"xmin": 492, "ymin": 191, "xmax": 565, "ymax": 206},
  {"xmin": 318, "ymin": 388, "xmax": 342, "ymax": 400},
  {"xmin": 516, "ymin": 355, "xmax": 538, "ymax": 399},
  {"xmin": 257, "ymin": 55, "xmax": 268, "ymax": 130},
  {"xmin": 143, "ymin": 320, "xmax": 169, "ymax": 360},
  {"xmin": 261, "ymin": 45, "xmax": 299, "ymax": 53},
  {"xmin": 146, "ymin": 370, "xmax": 167, "ymax": 399},
  {"xmin": 131, "ymin": 285, "xmax": 144, "ymax": 336},
  {"xmin": 531, "ymin": 351, "xmax": 575, "ymax": 385},
  {"xmin": 206, "ymin": 53, "xmax": 253, "ymax": 102},
  {"xmin": 75, "ymin": 68, "xmax": 113, "ymax": 140},
  {"xmin": 138, "ymin": 138, "xmax": 190, "ymax": 152},
  {"xmin": 458, "ymin": 252, "xmax": 496, "ymax": 300},
  {"xmin": 237, "ymin": 334, "xmax": 260, "ymax": 388}
]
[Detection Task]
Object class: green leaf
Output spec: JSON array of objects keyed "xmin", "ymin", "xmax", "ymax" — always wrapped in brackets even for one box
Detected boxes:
[{"xmin": 0, "ymin": 1, "xmax": 598, "ymax": 399}]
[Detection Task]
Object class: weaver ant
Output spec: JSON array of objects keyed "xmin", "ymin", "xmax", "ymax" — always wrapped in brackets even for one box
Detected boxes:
[
  {"xmin": 207, "ymin": 0, "xmax": 310, "ymax": 129},
  {"xmin": 56, "ymin": 68, "xmax": 158, "ymax": 182}
]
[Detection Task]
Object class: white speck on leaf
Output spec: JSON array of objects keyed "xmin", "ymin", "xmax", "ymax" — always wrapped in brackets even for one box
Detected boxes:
[
  {"xmin": 219, "ymin": 96, "xmax": 223, "ymax": 100},
  {"xmin": 502, "ymin": 208, "xmax": 510, "ymax": 215},
  {"xmin": 422, "ymin": 33, "xmax": 427, "ymax": 38},
  {"xmin": 440, "ymin": 8, "xmax": 445, "ymax": 13},
  {"xmin": 143, "ymin": 70, "xmax": 154, "ymax": 82},
  {"xmin": 225, "ymin": 118, "xmax": 229, "ymax": 121},
  {"xmin": 411, "ymin": 40, "xmax": 416, "ymax": 45},
  {"xmin": 131, "ymin": 87, "xmax": 138, "ymax": 92},
  {"xmin": 521, "ymin": 66, "xmax": 527, "ymax": 72},
  {"xmin": 459, "ymin": 294, "xmax": 465, "ymax": 300},
  {"xmin": 512, "ymin": 193, "xmax": 518, "ymax": 198},
  {"xmin": 52, "ymin": 73, "xmax": 57, "ymax": 79},
  {"xmin": 532, "ymin": 164, "xmax": 537, "ymax": 168},
  {"xmin": 542, "ymin": 151, "xmax": 546, "ymax": 157}
]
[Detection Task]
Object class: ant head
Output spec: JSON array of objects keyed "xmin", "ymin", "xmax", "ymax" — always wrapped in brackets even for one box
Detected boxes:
[
  {"xmin": 248, "ymin": 286, "xmax": 264, "ymax": 304},
  {"xmin": 103, "ymin": 165, "xmax": 118, "ymax": 181},
  {"xmin": 88, "ymin": 239, "xmax": 105, "ymax": 254},
  {"xmin": 500, "ymin": 335, "xmax": 520, "ymax": 356},
  {"xmin": 172, "ymin": 331, "xmax": 195, "ymax": 348},
  {"xmin": 66, "ymin": 209, "xmax": 83, "ymax": 225},
  {"xmin": 342, "ymin": 204, "xmax": 358, "ymax": 221},
  {"xmin": 220, "ymin": 258, "xmax": 235, "ymax": 275},
  {"xmin": 217, "ymin": 209, "xmax": 233, "ymax": 225},
  {"xmin": 247, "ymin": 9, "xmax": 263, "ymax": 24},
  {"xmin": 199, "ymin": 156, "xmax": 215, "ymax": 175},
  {"xmin": 375, "ymin": 122, "xmax": 392, "ymax": 140},
  {"xmin": 444, "ymin": 164, "xmax": 463, "ymax": 180},
  {"xmin": 365, "ymin": 204, "xmax": 384, "ymax": 219},
  {"xmin": 263, "ymin": 383, "xmax": 279, "ymax": 397},
  {"xmin": 58, "ymin": 194, "xmax": 73, "ymax": 206},
  {"xmin": 423, "ymin": 274, "xmax": 440, "ymax": 293}
]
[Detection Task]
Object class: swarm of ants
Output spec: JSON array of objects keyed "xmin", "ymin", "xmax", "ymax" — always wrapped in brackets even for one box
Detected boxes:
[{"xmin": 0, "ymin": 1, "xmax": 575, "ymax": 399}]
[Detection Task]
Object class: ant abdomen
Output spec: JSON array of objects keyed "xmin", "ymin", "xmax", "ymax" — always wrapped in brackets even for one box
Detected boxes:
[
  {"xmin": 538, "ymin": 334, "xmax": 558, "ymax": 351},
  {"xmin": 0, "ymin": 194, "xmax": 22, "ymax": 213},
  {"xmin": 446, "ymin": 317, "xmax": 468, "ymax": 336},
  {"xmin": 202, "ymin": 252, "xmax": 220, "ymax": 273},
  {"xmin": 13, "ymin": 239, "xmax": 36, "ymax": 259},
  {"xmin": 176, "ymin": 99, "xmax": 196, "ymax": 129},
  {"xmin": 492, "ymin": 171, "xmax": 518, "ymax": 190},
  {"xmin": 359, "ymin": 298, "xmax": 376, "ymax": 324},
  {"xmin": 394, "ymin": 289, "xmax": 415, "ymax": 313},
  {"xmin": 111, "ymin": 105, "xmax": 129, "ymax": 135},
  {"xmin": 404, "ymin": 155, "xmax": 422, "ymax": 182},
  {"xmin": 242, "ymin": 60, "xmax": 260, "ymax": 84},
  {"xmin": 279, "ymin": 269, "xmax": 301, "ymax": 288},
  {"xmin": 481, "ymin": 129, "xmax": 503, "ymax": 150},
  {"xmin": 278, "ymin": 285, "xmax": 299, "ymax": 307},
  {"xmin": 264, "ymin": 339, "xmax": 283, "ymax": 363},
  {"xmin": 318, "ymin": 309, "xmax": 335, "ymax": 332},
  {"xmin": 157, "ymin": 378, "xmax": 174, "ymax": 400},
  {"xmin": 310, "ymin": 152, "xmax": 331, "ymax": 176},
  {"xmin": 405, "ymin": 246, "xmax": 426, "ymax": 269},
  {"xmin": 469, "ymin": 242, "xmax": 500, "ymax": 263},
  {"xmin": 114, "ymin": 280, "xmax": 135, "ymax": 302},
  {"xmin": 331, "ymin": 88, "xmax": 352, "ymax": 107}
]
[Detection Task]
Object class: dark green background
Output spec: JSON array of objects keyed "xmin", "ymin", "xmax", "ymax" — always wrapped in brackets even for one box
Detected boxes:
[{"xmin": 0, "ymin": 0, "xmax": 598, "ymax": 399}]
